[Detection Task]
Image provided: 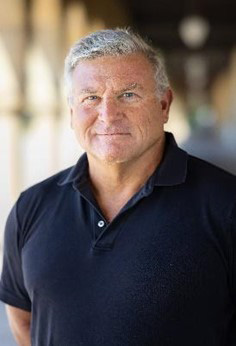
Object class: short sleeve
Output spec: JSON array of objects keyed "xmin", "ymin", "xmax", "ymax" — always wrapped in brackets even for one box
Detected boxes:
[
  {"xmin": 0, "ymin": 198, "xmax": 31, "ymax": 311},
  {"xmin": 231, "ymin": 202, "xmax": 236, "ymax": 303}
]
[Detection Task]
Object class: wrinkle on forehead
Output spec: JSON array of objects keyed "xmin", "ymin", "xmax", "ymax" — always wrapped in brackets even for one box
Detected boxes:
[{"xmin": 72, "ymin": 54, "xmax": 157, "ymax": 95}]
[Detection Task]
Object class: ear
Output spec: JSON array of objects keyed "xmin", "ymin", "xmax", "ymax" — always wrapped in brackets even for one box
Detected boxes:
[
  {"xmin": 160, "ymin": 89, "xmax": 173, "ymax": 124},
  {"xmin": 70, "ymin": 107, "xmax": 74, "ymax": 129},
  {"xmin": 67, "ymin": 95, "xmax": 74, "ymax": 129}
]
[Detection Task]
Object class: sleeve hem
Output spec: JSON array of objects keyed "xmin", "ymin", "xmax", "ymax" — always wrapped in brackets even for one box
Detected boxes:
[{"xmin": 0, "ymin": 284, "xmax": 31, "ymax": 312}]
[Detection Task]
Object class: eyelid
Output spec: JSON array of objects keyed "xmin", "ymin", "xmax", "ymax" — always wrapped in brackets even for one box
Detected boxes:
[
  {"xmin": 82, "ymin": 95, "xmax": 99, "ymax": 102},
  {"xmin": 120, "ymin": 91, "xmax": 138, "ymax": 99}
]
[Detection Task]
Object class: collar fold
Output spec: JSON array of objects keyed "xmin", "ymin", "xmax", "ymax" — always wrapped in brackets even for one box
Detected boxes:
[{"xmin": 154, "ymin": 132, "xmax": 188, "ymax": 186}]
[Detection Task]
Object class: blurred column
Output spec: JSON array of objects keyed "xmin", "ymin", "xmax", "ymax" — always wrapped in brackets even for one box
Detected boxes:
[
  {"xmin": 64, "ymin": 0, "xmax": 129, "ymax": 47},
  {"xmin": 219, "ymin": 49, "xmax": 236, "ymax": 158},
  {"xmin": 24, "ymin": 0, "xmax": 63, "ymax": 188},
  {"xmin": 0, "ymin": 0, "xmax": 26, "ymax": 196},
  {"xmin": 183, "ymin": 49, "xmax": 236, "ymax": 174},
  {"xmin": 0, "ymin": 0, "xmax": 26, "ymax": 251}
]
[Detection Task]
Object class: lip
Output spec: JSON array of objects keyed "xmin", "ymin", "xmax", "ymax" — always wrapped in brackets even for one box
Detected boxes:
[{"xmin": 97, "ymin": 133, "xmax": 130, "ymax": 136}]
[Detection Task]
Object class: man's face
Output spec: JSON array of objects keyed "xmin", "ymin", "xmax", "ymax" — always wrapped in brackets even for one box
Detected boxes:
[{"xmin": 70, "ymin": 53, "xmax": 172, "ymax": 164}]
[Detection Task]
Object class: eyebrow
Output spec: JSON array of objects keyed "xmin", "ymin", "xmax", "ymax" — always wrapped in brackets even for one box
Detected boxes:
[
  {"xmin": 79, "ymin": 88, "xmax": 98, "ymax": 95},
  {"xmin": 119, "ymin": 83, "xmax": 143, "ymax": 93}
]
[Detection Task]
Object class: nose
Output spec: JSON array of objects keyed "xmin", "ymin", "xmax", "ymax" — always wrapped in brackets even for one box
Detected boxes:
[{"xmin": 98, "ymin": 97, "xmax": 122, "ymax": 124}]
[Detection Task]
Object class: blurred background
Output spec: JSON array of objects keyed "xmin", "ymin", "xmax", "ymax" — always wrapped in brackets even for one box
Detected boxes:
[{"xmin": 0, "ymin": 0, "xmax": 236, "ymax": 342}]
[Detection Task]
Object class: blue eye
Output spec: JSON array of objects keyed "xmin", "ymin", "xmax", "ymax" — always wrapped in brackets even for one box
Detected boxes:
[
  {"xmin": 122, "ymin": 92, "xmax": 134, "ymax": 98},
  {"xmin": 87, "ymin": 95, "xmax": 98, "ymax": 100},
  {"xmin": 82, "ymin": 95, "xmax": 99, "ymax": 103}
]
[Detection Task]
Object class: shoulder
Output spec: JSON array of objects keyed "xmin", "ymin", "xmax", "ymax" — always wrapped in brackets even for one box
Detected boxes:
[
  {"xmin": 15, "ymin": 166, "xmax": 75, "ymax": 225},
  {"xmin": 18, "ymin": 153, "xmax": 87, "ymax": 203},
  {"xmin": 22, "ymin": 166, "xmax": 73, "ymax": 198},
  {"xmin": 186, "ymin": 154, "xmax": 236, "ymax": 211},
  {"xmin": 187, "ymin": 154, "xmax": 236, "ymax": 186}
]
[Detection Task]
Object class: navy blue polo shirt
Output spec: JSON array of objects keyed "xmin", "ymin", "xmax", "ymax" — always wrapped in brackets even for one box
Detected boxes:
[{"xmin": 1, "ymin": 132, "xmax": 236, "ymax": 346}]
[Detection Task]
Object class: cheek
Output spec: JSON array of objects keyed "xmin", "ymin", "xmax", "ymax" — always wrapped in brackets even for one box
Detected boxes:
[
  {"xmin": 72, "ymin": 107, "xmax": 97, "ymax": 132},
  {"xmin": 129, "ymin": 101, "xmax": 162, "ymax": 126},
  {"xmin": 133, "ymin": 113, "xmax": 163, "ymax": 141},
  {"xmin": 131, "ymin": 109, "xmax": 157, "ymax": 129}
]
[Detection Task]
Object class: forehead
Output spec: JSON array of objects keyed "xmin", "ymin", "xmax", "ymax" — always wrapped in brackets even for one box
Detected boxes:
[{"xmin": 71, "ymin": 53, "xmax": 156, "ymax": 90}]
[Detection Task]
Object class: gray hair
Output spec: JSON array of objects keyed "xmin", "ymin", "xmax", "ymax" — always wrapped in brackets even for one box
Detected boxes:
[{"xmin": 64, "ymin": 28, "xmax": 170, "ymax": 101}]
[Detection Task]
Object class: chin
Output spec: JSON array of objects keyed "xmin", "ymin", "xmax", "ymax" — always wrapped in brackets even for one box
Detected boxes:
[
  {"xmin": 89, "ymin": 143, "xmax": 131, "ymax": 162},
  {"xmin": 94, "ymin": 151, "xmax": 132, "ymax": 164}
]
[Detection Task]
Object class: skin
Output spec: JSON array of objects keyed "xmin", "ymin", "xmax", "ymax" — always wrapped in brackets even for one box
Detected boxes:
[
  {"xmin": 6, "ymin": 305, "xmax": 31, "ymax": 345},
  {"xmin": 70, "ymin": 53, "xmax": 173, "ymax": 220}
]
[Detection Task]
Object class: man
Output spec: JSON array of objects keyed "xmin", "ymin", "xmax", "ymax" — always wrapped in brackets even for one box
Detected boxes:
[{"xmin": 0, "ymin": 28, "xmax": 236, "ymax": 346}]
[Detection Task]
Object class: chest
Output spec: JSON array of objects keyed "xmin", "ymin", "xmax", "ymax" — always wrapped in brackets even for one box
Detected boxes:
[{"xmin": 21, "ymin": 192, "xmax": 230, "ymax": 314}]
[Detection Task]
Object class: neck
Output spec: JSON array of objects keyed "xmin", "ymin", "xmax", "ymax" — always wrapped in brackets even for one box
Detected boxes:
[{"xmin": 87, "ymin": 135, "xmax": 166, "ymax": 221}]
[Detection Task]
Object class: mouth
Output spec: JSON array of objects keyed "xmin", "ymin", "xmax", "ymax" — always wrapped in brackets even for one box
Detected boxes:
[{"xmin": 98, "ymin": 133, "xmax": 130, "ymax": 136}]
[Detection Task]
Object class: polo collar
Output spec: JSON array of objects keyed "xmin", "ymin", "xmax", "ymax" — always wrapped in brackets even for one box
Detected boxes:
[
  {"xmin": 154, "ymin": 132, "xmax": 188, "ymax": 186},
  {"xmin": 57, "ymin": 153, "xmax": 88, "ymax": 187},
  {"xmin": 57, "ymin": 132, "xmax": 188, "ymax": 187}
]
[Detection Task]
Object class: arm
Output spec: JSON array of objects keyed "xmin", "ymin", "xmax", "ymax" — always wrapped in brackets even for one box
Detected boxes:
[
  {"xmin": 0, "ymin": 201, "xmax": 32, "ymax": 345},
  {"xmin": 6, "ymin": 305, "xmax": 31, "ymax": 346}
]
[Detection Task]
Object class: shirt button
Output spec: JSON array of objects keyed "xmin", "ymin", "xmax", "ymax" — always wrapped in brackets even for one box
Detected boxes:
[{"xmin": 98, "ymin": 220, "xmax": 105, "ymax": 228}]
